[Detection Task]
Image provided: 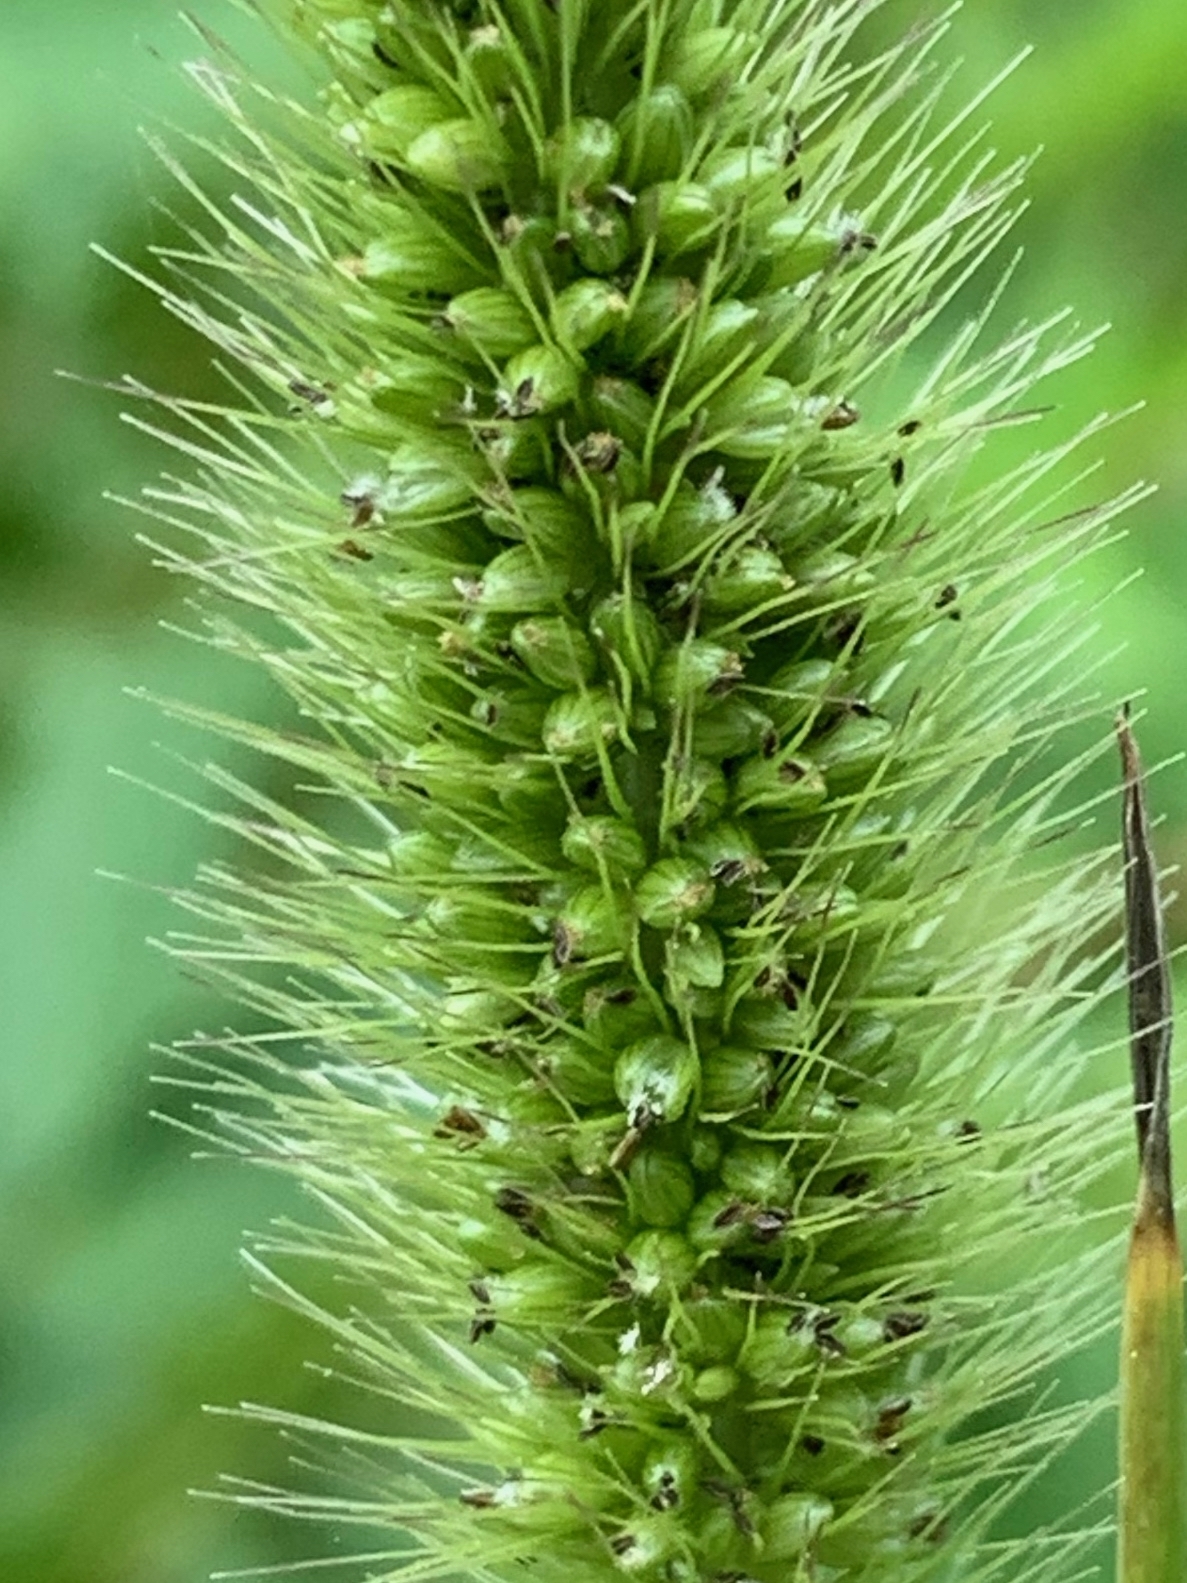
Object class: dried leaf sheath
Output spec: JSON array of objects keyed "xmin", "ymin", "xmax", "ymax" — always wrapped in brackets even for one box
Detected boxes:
[{"xmin": 1118, "ymin": 715, "xmax": 1185, "ymax": 1583}]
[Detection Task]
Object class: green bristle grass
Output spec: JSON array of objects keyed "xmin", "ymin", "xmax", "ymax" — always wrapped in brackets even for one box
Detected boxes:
[{"xmin": 107, "ymin": 2, "xmax": 1160, "ymax": 1578}]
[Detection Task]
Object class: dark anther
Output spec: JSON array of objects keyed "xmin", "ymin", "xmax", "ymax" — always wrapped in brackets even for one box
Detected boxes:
[
  {"xmin": 833, "ymin": 1170, "xmax": 870, "ymax": 1198},
  {"xmin": 435, "ymin": 1106, "xmax": 487, "ymax": 1142},
  {"xmin": 898, "ymin": 418, "xmax": 922, "ymax": 436},
  {"xmin": 761, "ymin": 727, "xmax": 780, "ymax": 758},
  {"xmin": 494, "ymin": 1187, "xmax": 539, "ymax": 1238},
  {"xmin": 956, "ymin": 1119, "xmax": 982, "ymax": 1141},
  {"xmin": 607, "ymin": 1278, "xmax": 633, "ymax": 1299},
  {"xmin": 778, "ymin": 975, "xmax": 801, "ymax": 1009},
  {"xmin": 610, "ymin": 1534, "xmax": 637, "ymax": 1556},
  {"xmin": 460, "ymin": 1487, "xmax": 496, "ymax": 1508},
  {"xmin": 552, "ymin": 922, "xmax": 577, "ymax": 967},
  {"xmin": 874, "ymin": 1396, "xmax": 913, "ymax": 1442},
  {"xmin": 553, "ymin": 230, "xmax": 573, "ymax": 252},
  {"xmin": 835, "ymin": 1094, "xmax": 860, "ymax": 1110},
  {"xmin": 780, "ymin": 758, "xmax": 809, "ymax": 784},
  {"xmin": 289, "ymin": 378, "xmax": 329, "ymax": 405},
  {"xmin": 372, "ymin": 39, "xmax": 400, "ymax": 68},
  {"xmin": 711, "ymin": 858, "xmax": 747, "ymax": 886},
  {"xmin": 821, "ymin": 400, "xmax": 860, "ymax": 431},
  {"xmin": 801, "ymin": 1434, "xmax": 825, "ymax": 1455},
  {"xmin": 713, "ymin": 1200, "xmax": 747, "ymax": 1229},
  {"xmin": 341, "ymin": 481, "xmax": 378, "ymax": 528},
  {"xmin": 580, "ymin": 1410, "xmax": 610, "ymax": 1439},
  {"xmin": 470, "ymin": 1316, "xmax": 496, "ymax": 1342},
  {"xmin": 813, "ymin": 1313, "xmax": 846, "ymax": 1356},
  {"xmin": 890, "ymin": 456, "xmax": 905, "ymax": 487},
  {"xmin": 650, "ymin": 1473, "xmax": 680, "ymax": 1511},
  {"xmin": 785, "ymin": 176, "xmax": 803, "ymax": 201},
  {"xmin": 751, "ymin": 1209, "xmax": 788, "ymax": 1244},
  {"xmin": 337, "ymin": 539, "xmax": 374, "ymax": 561},
  {"xmin": 936, "ymin": 583, "xmax": 958, "ymax": 609},
  {"xmin": 469, "ymin": 1280, "xmax": 491, "ymax": 1305},
  {"xmin": 574, "ymin": 431, "xmax": 622, "ymax": 474},
  {"xmin": 883, "ymin": 1309, "xmax": 928, "ymax": 1341}
]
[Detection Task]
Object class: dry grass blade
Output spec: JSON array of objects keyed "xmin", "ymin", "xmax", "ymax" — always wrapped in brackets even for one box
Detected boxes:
[{"xmin": 1118, "ymin": 712, "xmax": 1185, "ymax": 1583}]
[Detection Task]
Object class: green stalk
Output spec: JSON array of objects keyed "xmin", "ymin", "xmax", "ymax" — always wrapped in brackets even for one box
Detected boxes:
[
  {"xmin": 1118, "ymin": 717, "xmax": 1185, "ymax": 1583},
  {"xmin": 111, "ymin": 3, "xmax": 1156, "ymax": 1579}
]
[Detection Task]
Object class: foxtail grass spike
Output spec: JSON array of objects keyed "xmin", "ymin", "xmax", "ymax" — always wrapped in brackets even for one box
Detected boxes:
[
  {"xmin": 113, "ymin": 2, "xmax": 1159, "ymax": 1579},
  {"xmin": 1118, "ymin": 713, "xmax": 1185, "ymax": 1583}
]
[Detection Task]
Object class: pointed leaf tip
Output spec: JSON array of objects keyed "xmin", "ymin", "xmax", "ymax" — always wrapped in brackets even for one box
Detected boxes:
[{"xmin": 1117, "ymin": 711, "xmax": 1185, "ymax": 1583}]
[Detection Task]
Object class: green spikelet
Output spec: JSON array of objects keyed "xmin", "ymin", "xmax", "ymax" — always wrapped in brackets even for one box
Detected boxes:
[{"xmin": 116, "ymin": 2, "xmax": 1156, "ymax": 1578}]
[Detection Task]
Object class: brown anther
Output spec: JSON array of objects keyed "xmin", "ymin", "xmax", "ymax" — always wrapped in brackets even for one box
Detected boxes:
[
  {"xmin": 814, "ymin": 1314, "xmax": 846, "ymax": 1356},
  {"xmin": 822, "ymin": 400, "xmax": 860, "ymax": 431},
  {"xmin": 751, "ymin": 1208, "xmax": 788, "ymax": 1244},
  {"xmin": 883, "ymin": 1309, "xmax": 928, "ymax": 1341},
  {"xmin": 289, "ymin": 378, "xmax": 330, "ymax": 406},
  {"xmin": 936, "ymin": 583, "xmax": 959, "ymax": 608},
  {"xmin": 435, "ymin": 1106, "xmax": 487, "ymax": 1143},
  {"xmin": 801, "ymin": 1433, "xmax": 825, "ymax": 1455},
  {"xmin": 337, "ymin": 538, "xmax": 374, "ymax": 561},
  {"xmin": 874, "ymin": 1396, "xmax": 913, "ymax": 1442},
  {"xmin": 495, "ymin": 1186, "xmax": 537, "ymax": 1225},
  {"xmin": 460, "ymin": 1487, "xmax": 497, "ymax": 1508},
  {"xmin": 890, "ymin": 456, "xmax": 905, "ymax": 487},
  {"xmin": 573, "ymin": 431, "xmax": 621, "ymax": 474},
  {"xmin": 552, "ymin": 922, "xmax": 577, "ymax": 967},
  {"xmin": 713, "ymin": 1200, "xmax": 748, "ymax": 1229}
]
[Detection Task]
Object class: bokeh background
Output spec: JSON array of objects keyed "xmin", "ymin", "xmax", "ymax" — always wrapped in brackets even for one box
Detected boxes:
[{"xmin": 1, "ymin": 2, "xmax": 1184, "ymax": 1578}]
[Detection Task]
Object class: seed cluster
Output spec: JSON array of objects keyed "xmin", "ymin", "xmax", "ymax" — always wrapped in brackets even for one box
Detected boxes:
[
  {"xmin": 149, "ymin": 2, "xmax": 1129, "ymax": 1579},
  {"xmin": 273, "ymin": 1, "xmax": 977, "ymax": 1572}
]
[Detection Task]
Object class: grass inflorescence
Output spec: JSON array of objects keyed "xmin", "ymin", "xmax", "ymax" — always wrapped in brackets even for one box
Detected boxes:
[{"xmin": 112, "ymin": 2, "xmax": 1152, "ymax": 1578}]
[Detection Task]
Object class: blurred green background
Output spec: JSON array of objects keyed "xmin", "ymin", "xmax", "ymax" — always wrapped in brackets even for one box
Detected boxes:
[{"xmin": 0, "ymin": 2, "xmax": 1183, "ymax": 1578}]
